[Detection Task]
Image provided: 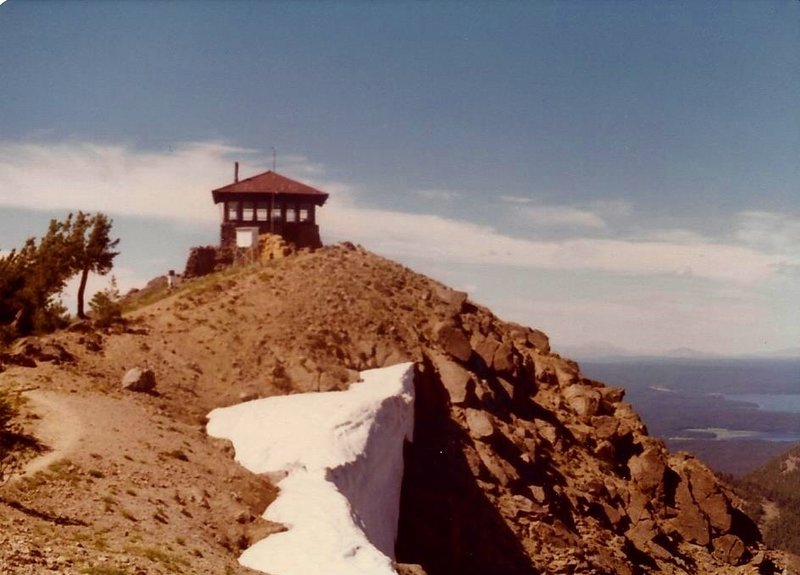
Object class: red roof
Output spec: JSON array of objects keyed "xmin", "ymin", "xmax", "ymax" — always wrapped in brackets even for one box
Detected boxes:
[{"xmin": 212, "ymin": 170, "xmax": 329, "ymax": 205}]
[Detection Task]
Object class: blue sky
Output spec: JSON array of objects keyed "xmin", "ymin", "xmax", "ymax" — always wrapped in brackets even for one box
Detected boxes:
[{"xmin": 0, "ymin": 0, "xmax": 798, "ymax": 356}]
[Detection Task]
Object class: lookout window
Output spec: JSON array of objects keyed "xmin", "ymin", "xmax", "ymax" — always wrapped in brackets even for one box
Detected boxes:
[
  {"xmin": 256, "ymin": 202, "xmax": 268, "ymax": 221},
  {"xmin": 299, "ymin": 205, "xmax": 311, "ymax": 223},
  {"xmin": 227, "ymin": 201, "xmax": 239, "ymax": 221},
  {"xmin": 242, "ymin": 202, "xmax": 254, "ymax": 221}
]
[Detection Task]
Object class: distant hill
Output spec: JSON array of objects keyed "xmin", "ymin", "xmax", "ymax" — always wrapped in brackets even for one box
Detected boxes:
[
  {"xmin": 736, "ymin": 444, "xmax": 800, "ymax": 556},
  {"xmin": 557, "ymin": 341, "xmax": 637, "ymax": 362},
  {"xmin": 761, "ymin": 347, "xmax": 800, "ymax": 359},
  {"xmin": 563, "ymin": 343, "xmax": 800, "ymax": 363},
  {"xmin": 662, "ymin": 347, "xmax": 726, "ymax": 360}
]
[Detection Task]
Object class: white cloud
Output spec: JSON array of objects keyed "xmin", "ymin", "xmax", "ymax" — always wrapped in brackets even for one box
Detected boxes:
[
  {"xmin": 499, "ymin": 196, "xmax": 633, "ymax": 230},
  {"xmin": 321, "ymin": 203, "xmax": 783, "ymax": 285},
  {"xmin": 517, "ymin": 205, "xmax": 607, "ymax": 229},
  {"xmin": 736, "ymin": 211, "xmax": 800, "ymax": 254},
  {"xmin": 585, "ymin": 199, "xmax": 633, "ymax": 218},
  {"xmin": 499, "ymin": 195, "xmax": 533, "ymax": 204},
  {"xmin": 2, "ymin": 139, "xmax": 797, "ymax": 354},
  {"xmin": 496, "ymin": 288, "xmax": 768, "ymax": 356},
  {"xmin": 0, "ymin": 139, "xmax": 790, "ymax": 288},
  {"xmin": 0, "ymin": 140, "xmax": 254, "ymax": 222},
  {"xmin": 645, "ymin": 228, "xmax": 710, "ymax": 244},
  {"xmin": 413, "ymin": 188, "xmax": 463, "ymax": 201}
]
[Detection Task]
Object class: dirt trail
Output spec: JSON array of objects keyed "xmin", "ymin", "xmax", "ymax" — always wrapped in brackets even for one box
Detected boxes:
[{"xmin": 18, "ymin": 390, "xmax": 84, "ymax": 478}]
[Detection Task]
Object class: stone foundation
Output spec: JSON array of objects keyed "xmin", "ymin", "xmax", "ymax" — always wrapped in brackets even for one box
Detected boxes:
[
  {"xmin": 220, "ymin": 222, "xmax": 322, "ymax": 251},
  {"xmin": 184, "ymin": 234, "xmax": 304, "ymax": 278}
]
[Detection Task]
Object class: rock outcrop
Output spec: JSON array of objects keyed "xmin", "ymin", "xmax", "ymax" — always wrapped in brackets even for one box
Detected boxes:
[{"xmin": 395, "ymin": 314, "xmax": 772, "ymax": 574}]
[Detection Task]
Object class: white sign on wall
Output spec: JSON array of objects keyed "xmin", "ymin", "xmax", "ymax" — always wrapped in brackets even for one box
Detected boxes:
[{"xmin": 236, "ymin": 227, "xmax": 260, "ymax": 248}]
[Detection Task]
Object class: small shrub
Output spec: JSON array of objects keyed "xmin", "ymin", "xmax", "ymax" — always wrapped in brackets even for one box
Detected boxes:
[
  {"xmin": 89, "ymin": 278, "xmax": 123, "ymax": 327},
  {"xmin": 0, "ymin": 388, "xmax": 16, "ymax": 431},
  {"xmin": 0, "ymin": 388, "xmax": 20, "ymax": 483}
]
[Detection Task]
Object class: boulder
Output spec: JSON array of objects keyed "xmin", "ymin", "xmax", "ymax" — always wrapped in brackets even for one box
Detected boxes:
[
  {"xmin": 590, "ymin": 415, "xmax": 620, "ymax": 440},
  {"xmin": 472, "ymin": 335, "xmax": 501, "ymax": 368},
  {"xmin": 474, "ymin": 442, "xmax": 518, "ymax": 486},
  {"xmin": 712, "ymin": 534, "xmax": 746, "ymax": 566},
  {"xmin": 535, "ymin": 420, "xmax": 559, "ymax": 447},
  {"xmin": 600, "ymin": 501, "xmax": 625, "ymax": 529},
  {"xmin": 496, "ymin": 376, "xmax": 520, "ymax": 404},
  {"xmin": 626, "ymin": 490, "xmax": 652, "ymax": 525},
  {"xmin": 433, "ymin": 286, "xmax": 467, "ymax": 311},
  {"xmin": 284, "ymin": 362, "xmax": 319, "ymax": 391},
  {"xmin": 628, "ymin": 446, "xmax": 667, "ymax": 496},
  {"xmin": 671, "ymin": 474, "xmax": 711, "ymax": 546},
  {"xmin": 527, "ymin": 329, "xmax": 550, "ymax": 353},
  {"xmin": 625, "ymin": 519, "xmax": 671, "ymax": 561},
  {"xmin": 433, "ymin": 322, "xmax": 472, "ymax": 363},
  {"xmin": 492, "ymin": 342, "xmax": 517, "ymax": 375},
  {"xmin": 563, "ymin": 385, "xmax": 601, "ymax": 419},
  {"xmin": 529, "ymin": 485, "xmax": 547, "ymax": 504},
  {"xmin": 685, "ymin": 460, "xmax": 732, "ymax": 532},
  {"xmin": 594, "ymin": 439, "xmax": 616, "ymax": 462},
  {"xmin": 533, "ymin": 362, "xmax": 558, "ymax": 387},
  {"xmin": 429, "ymin": 352, "xmax": 473, "ymax": 405},
  {"xmin": 465, "ymin": 408, "xmax": 494, "ymax": 440},
  {"xmin": 599, "ymin": 385, "xmax": 625, "ymax": 404},
  {"xmin": 374, "ymin": 342, "xmax": 407, "ymax": 368},
  {"xmin": 555, "ymin": 365, "xmax": 579, "ymax": 387},
  {"xmin": 121, "ymin": 368, "xmax": 157, "ymax": 393},
  {"xmin": 395, "ymin": 564, "xmax": 428, "ymax": 575}
]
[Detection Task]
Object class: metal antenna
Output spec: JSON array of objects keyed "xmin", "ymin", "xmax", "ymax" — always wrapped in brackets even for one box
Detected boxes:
[{"xmin": 271, "ymin": 147, "xmax": 277, "ymax": 171}]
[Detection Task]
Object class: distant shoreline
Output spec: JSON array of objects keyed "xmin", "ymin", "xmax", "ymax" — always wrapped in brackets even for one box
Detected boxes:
[{"xmin": 580, "ymin": 358, "xmax": 800, "ymax": 476}]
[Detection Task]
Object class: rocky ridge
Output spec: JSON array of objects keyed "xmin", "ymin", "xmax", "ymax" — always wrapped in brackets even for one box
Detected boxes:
[{"xmin": 0, "ymin": 241, "xmax": 791, "ymax": 574}]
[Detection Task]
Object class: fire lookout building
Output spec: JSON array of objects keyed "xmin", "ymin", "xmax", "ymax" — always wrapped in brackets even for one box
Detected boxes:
[{"xmin": 212, "ymin": 164, "xmax": 329, "ymax": 250}]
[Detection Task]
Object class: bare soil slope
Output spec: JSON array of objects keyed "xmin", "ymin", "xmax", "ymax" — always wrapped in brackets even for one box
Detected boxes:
[{"xmin": 0, "ymin": 243, "xmax": 793, "ymax": 574}]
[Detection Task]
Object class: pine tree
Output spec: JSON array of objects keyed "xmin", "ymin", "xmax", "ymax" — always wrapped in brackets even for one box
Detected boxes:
[
  {"xmin": 0, "ymin": 212, "xmax": 120, "ymax": 338},
  {"xmin": 71, "ymin": 212, "xmax": 120, "ymax": 319},
  {"xmin": 1, "ymin": 216, "xmax": 75, "ymax": 335}
]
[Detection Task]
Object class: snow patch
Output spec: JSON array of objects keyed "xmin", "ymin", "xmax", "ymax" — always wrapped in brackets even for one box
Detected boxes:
[{"xmin": 206, "ymin": 362, "xmax": 415, "ymax": 575}]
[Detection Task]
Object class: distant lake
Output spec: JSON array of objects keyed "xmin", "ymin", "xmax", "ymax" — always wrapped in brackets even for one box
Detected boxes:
[
  {"xmin": 580, "ymin": 358, "xmax": 800, "ymax": 474},
  {"xmin": 720, "ymin": 393, "xmax": 800, "ymax": 414},
  {"xmin": 676, "ymin": 427, "xmax": 800, "ymax": 442},
  {"xmin": 581, "ymin": 358, "xmax": 800, "ymax": 396}
]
